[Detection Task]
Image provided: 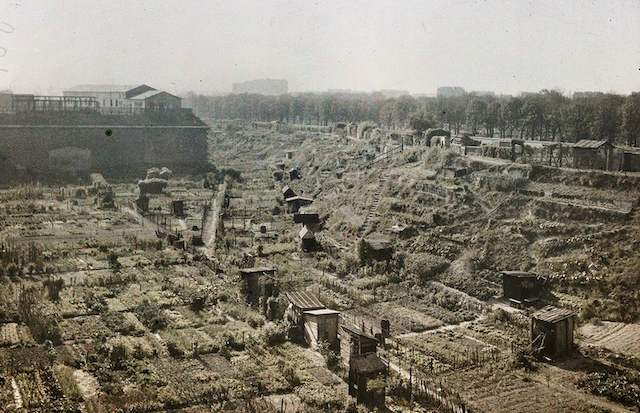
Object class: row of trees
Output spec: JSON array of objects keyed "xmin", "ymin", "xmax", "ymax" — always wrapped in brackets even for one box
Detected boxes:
[{"xmin": 183, "ymin": 90, "xmax": 640, "ymax": 146}]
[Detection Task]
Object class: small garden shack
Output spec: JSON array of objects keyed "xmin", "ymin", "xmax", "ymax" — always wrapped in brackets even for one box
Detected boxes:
[
  {"xmin": 299, "ymin": 226, "xmax": 316, "ymax": 251},
  {"xmin": 502, "ymin": 271, "xmax": 545, "ymax": 306},
  {"xmin": 304, "ymin": 308, "xmax": 340, "ymax": 351},
  {"xmin": 285, "ymin": 195, "xmax": 313, "ymax": 213},
  {"xmin": 282, "ymin": 186, "xmax": 296, "ymax": 200},
  {"xmin": 285, "ymin": 291, "xmax": 339, "ymax": 351},
  {"xmin": 573, "ymin": 140, "xmax": 614, "ymax": 171},
  {"xmin": 239, "ymin": 267, "xmax": 277, "ymax": 307},
  {"xmin": 340, "ymin": 324, "xmax": 386, "ymax": 409},
  {"xmin": 340, "ymin": 324, "xmax": 379, "ymax": 364},
  {"xmin": 294, "ymin": 213, "xmax": 320, "ymax": 229},
  {"xmin": 171, "ymin": 199, "xmax": 184, "ymax": 216},
  {"xmin": 531, "ymin": 306, "xmax": 576, "ymax": 359},
  {"xmin": 360, "ymin": 239, "xmax": 393, "ymax": 262}
]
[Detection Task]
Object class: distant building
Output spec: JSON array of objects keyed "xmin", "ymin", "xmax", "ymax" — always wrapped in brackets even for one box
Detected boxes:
[
  {"xmin": 470, "ymin": 91, "xmax": 496, "ymax": 97},
  {"xmin": 128, "ymin": 90, "xmax": 182, "ymax": 112},
  {"xmin": 232, "ymin": 78, "xmax": 288, "ymax": 95},
  {"xmin": 437, "ymin": 86, "xmax": 466, "ymax": 98},
  {"xmin": 63, "ymin": 84, "xmax": 181, "ymax": 115}
]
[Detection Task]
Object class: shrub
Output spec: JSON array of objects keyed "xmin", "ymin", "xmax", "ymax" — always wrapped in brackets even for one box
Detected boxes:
[
  {"xmin": 282, "ymin": 363, "xmax": 301, "ymax": 388},
  {"xmin": 166, "ymin": 340, "xmax": 185, "ymax": 359},
  {"xmin": 261, "ymin": 322, "xmax": 287, "ymax": 347},
  {"xmin": 53, "ymin": 364, "xmax": 84, "ymax": 401},
  {"xmin": 405, "ymin": 253, "xmax": 450, "ymax": 282},
  {"xmin": 134, "ymin": 300, "xmax": 169, "ymax": 332},
  {"xmin": 43, "ymin": 278, "xmax": 64, "ymax": 302}
]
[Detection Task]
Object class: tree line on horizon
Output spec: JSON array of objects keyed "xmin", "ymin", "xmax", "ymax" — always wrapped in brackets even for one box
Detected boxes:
[{"xmin": 183, "ymin": 89, "xmax": 640, "ymax": 147}]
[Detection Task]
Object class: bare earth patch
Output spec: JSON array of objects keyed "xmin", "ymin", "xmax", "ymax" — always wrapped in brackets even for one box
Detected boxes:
[
  {"xmin": 579, "ymin": 321, "xmax": 640, "ymax": 357},
  {"xmin": 73, "ymin": 369, "xmax": 100, "ymax": 399}
]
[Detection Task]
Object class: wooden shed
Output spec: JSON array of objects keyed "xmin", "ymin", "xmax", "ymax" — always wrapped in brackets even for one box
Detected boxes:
[
  {"xmin": 442, "ymin": 167, "xmax": 468, "ymax": 180},
  {"xmin": 239, "ymin": 267, "xmax": 277, "ymax": 307},
  {"xmin": 361, "ymin": 239, "xmax": 393, "ymax": 262},
  {"xmin": 502, "ymin": 271, "xmax": 545, "ymax": 306},
  {"xmin": 299, "ymin": 226, "xmax": 316, "ymax": 252},
  {"xmin": 390, "ymin": 224, "xmax": 417, "ymax": 239},
  {"xmin": 285, "ymin": 291, "xmax": 340, "ymax": 351},
  {"xmin": 303, "ymin": 308, "xmax": 340, "ymax": 351},
  {"xmin": 620, "ymin": 150, "xmax": 640, "ymax": 172},
  {"xmin": 282, "ymin": 186, "xmax": 296, "ymax": 200},
  {"xmin": 294, "ymin": 213, "xmax": 320, "ymax": 227},
  {"xmin": 531, "ymin": 306, "xmax": 576, "ymax": 358},
  {"xmin": 340, "ymin": 324, "xmax": 379, "ymax": 364},
  {"xmin": 349, "ymin": 353, "xmax": 387, "ymax": 409},
  {"xmin": 285, "ymin": 195, "xmax": 313, "ymax": 213},
  {"xmin": 573, "ymin": 140, "xmax": 614, "ymax": 171},
  {"xmin": 340, "ymin": 324, "xmax": 386, "ymax": 409},
  {"xmin": 171, "ymin": 199, "xmax": 185, "ymax": 217}
]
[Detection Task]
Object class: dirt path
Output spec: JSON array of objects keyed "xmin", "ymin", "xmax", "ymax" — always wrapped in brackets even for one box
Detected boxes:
[
  {"xmin": 468, "ymin": 189, "xmax": 494, "ymax": 215},
  {"xmin": 122, "ymin": 205, "xmax": 156, "ymax": 229},
  {"xmin": 11, "ymin": 377, "xmax": 22, "ymax": 409},
  {"xmin": 200, "ymin": 183, "xmax": 225, "ymax": 258}
]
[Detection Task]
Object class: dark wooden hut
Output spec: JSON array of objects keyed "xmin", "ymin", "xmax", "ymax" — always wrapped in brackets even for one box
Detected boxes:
[
  {"xmin": 285, "ymin": 195, "xmax": 313, "ymax": 213},
  {"xmin": 340, "ymin": 324, "xmax": 386, "ymax": 409},
  {"xmin": 502, "ymin": 271, "xmax": 545, "ymax": 307},
  {"xmin": 239, "ymin": 267, "xmax": 277, "ymax": 307},
  {"xmin": 573, "ymin": 140, "xmax": 614, "ymax": 171},
  {"xmin": 531, "ymin": 306, "xmax": 576, "ymax": 358},
  {"xmin": 299, "ymin": 226, "xmax": 316, "ymax": 251}
]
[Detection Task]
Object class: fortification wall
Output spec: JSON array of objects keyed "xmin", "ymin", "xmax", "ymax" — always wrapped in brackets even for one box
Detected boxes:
[{"xmin": 0, "ymin": 110, "xmax": 209, "ymax": 179}]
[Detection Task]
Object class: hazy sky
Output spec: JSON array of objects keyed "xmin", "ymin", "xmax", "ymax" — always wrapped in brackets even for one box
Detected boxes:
[{"xmin": 0, "ymin": 0, "xmax": 638, "ymax": 96}]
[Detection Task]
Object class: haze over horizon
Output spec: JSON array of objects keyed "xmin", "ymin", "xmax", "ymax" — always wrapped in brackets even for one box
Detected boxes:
[{"xmin": 0, "ymin": 0, "xmax": 638, "ymax": 97}]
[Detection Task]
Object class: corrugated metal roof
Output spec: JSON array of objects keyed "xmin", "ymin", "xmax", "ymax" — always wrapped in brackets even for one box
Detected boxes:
[
  {"xmin": 286, "ymin": 291, "xmax": 325, "ymax": 310},
  {"xmin": 574, "ymin": 140, "xmax": 613, "ymax": 149},
  {"xmin": 341, "ymin": 324, "xmax": 377, "ymax": 340},
  {"xmin": 350, "ymin": 353, "xmax": 387, "ymax": 374},
  {"xmin": 532, "ymin": 305, "xmax": 575, "ymax": 323}
]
